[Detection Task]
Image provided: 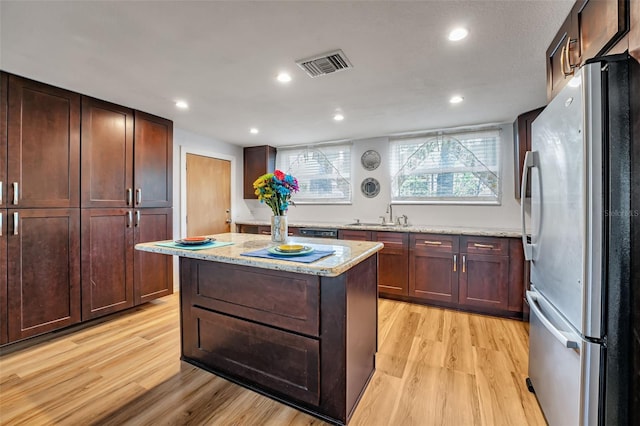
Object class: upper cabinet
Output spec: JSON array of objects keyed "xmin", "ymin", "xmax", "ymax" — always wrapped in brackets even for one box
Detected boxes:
[
  {"xmin": 134, "ymin": 111, "xmax": 173, "ymax": 208},
  {"xmin": 547, "ymin": 0, "xmax": 630, "ymax": 101},
  {"xmin": 81, "ymin": 101, "xmax": 172, "ymax": 209},
  {"xmin": 513, "ymin": 106, "xmax": 544, "ymax": 199},
  {"xmin": 6, "ymin": 75, "xmax": 80, "ymax": 208},
  {"xmin": 1, "ymin": 73, "xmax": 6, "ymax": 209},
  {"xmin": 631, "ymin": 0, "xmax": 640, "ymax": 62},
  {"xmin": 243, "ymin": 145, "xmax": 276, "ymax": 199},
  {"xmin": 81, "ymin": 97, "xmax": 134, "ymax": 208}
]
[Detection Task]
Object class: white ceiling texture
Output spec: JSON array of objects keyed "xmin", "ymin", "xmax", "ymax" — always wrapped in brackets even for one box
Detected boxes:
[{"xmin": 0, "ymin": 0, "xmax": 574, "ymax": 147}]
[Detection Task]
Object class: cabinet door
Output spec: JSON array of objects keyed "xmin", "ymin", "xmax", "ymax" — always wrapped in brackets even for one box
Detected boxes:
[
  {"xmin": 7, "ymin": 75, "xmax": 80, "ymax": 208},
  {"xmin": 0, "ymin": 209, "xmax": 7, "ymax": 345},
  {"xmin": 631, "ymin": 0, "xmax": 640, "ymax": 62},
  {"xmin": 7, "ymin": 209, "xmax": 81, "ymax": 342},
  {"xmin": 459, "ymin": 253, "xmax": 509, "ymax": 311},
  {"xmin": 337, "ymin": 229, "xmax": 372, "ymax": 241},
  {"xmin": 546, "ymin": 13, "xmax": 578, "ymax": 101},
  {"xmin": 374, "ymin": 232, "xmax": 408, "ymax": 296},
  {"xmin": 81, "ymin": 208, "xmax": 134, "ymax": 320},
  {"xmin": 578, "ymin": 0, "xmax": 629, "ymax": 62},
  {"xmin": 410, "ymin": 250, "xmax": 459, "ymax": 303},
  {"xmin": 243, "ymin": 146, "xmax": 276, "ymax": 199},
  {"xmin": 508, "ymin": 239, "xmax": 526, "ymax": 314},
  {"xmin": 514, "ymin": 107, "xmax": 544, "ymax": 199},
  {"xmin": 1, "ymin": 73, "xmax": 7, "ymax": 209},
  {"xmin": 133, "ymin": 111, "xmax": 173, "ymax": 208},
  {"xmin": 81, "ymin": 97, "xmax": 134, "ymax": 208},
  {"xmin": 134, "ymin": 208, "xmax": 173, "ymax": 304}
]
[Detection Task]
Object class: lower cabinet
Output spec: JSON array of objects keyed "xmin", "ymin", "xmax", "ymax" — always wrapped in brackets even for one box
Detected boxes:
[
  {"xmin": 0, "ymin": 210, "xmax": 6, "ymax": 345},
  {"xmin": 81, "ymin": 208, "xmax": 172, "ymax": 320},
  {"xmin": 410, "ymin": 234, "xmax": 459, "ymax": 303},
  {"xmin": 7, "ymin": 209, "xmax": 81, "ymax": 341},
  {"xmin": 237, "ymin": 224, "xmax": 300, "ymax": 237}
]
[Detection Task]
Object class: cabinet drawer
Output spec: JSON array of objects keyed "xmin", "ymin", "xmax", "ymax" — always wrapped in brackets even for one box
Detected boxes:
[
  {"xmin": 374, "ymin": 231, "xmax": 408, "ymax": 255},
  {"xmin": 185, "ymin": 307, "xmax": 320, "ymax": 406},
  {"xmin": 460, "ymin": 236, "xmax": 508, "ymax": 256},
  {"xmin": 411, "ymin": 234, "xmax": 458, "ymax": 253},
  {"xmin": 188, "ymin": 260, "xmax": 319, "ymax": 336},
  {"xmin": 338, "ymin": 229, "xmax": 372, "ymax": 241}
]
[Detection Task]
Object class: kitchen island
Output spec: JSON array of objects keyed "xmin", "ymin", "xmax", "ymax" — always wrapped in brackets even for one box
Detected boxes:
[{"xmin": 136, "ymin": 233, "xmax": 383, "ymax": 425}]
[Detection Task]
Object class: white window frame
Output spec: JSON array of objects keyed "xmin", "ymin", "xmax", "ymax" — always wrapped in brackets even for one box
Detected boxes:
[
  {"xmin": 276, "ymin": 142, "xmax": 353, "ymax": 205},
  {"xmin": 390, "ymin": 128, "xmax": 502, "ymax": 205}
]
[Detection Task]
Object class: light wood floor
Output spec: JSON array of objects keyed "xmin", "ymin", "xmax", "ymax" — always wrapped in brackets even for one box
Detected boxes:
[{"xmin": 0, "ymin": 294, "xmax": 546, "ymax": 425}]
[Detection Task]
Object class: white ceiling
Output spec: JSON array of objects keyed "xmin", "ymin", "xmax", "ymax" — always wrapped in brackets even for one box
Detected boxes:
[{"xmin": 0, "ymin": 0, "xmax": 574, "ymax": 147}]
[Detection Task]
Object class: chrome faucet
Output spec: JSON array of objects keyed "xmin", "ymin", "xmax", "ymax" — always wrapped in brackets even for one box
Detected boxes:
[{"xmin": 386, "ymin": 204, "xmax": 393, "ymax": 224}]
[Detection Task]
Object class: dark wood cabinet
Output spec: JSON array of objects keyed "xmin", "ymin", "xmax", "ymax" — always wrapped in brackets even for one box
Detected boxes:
[
  {"xmin": 81, "ymin": 208, "xmax": 134, "ymax": 320},
  {"xmin": 1, "ymin": 72, "xmax": 7, "ymax": 208},
  {"xmin": 0, "ymin": 209, "xmax": 7, "ymax": 345},
  {"xmin": 81, "ymin": 208, "xmax": 173, "ymax": 320},
  {"xmin": 134, "ymin": 111, "xmax": 173, "ymax": 208},
  {"xmin": 631, "ymin": 0, "xmax": 640, "ymax": 62},
  {"xmin": 410, "ymin": 234, "xmax": 459, "ymax": 304},
  {"xmin": 134, "ymin": 208, "xmax": 173, "ymax": 305},
  {"xmin": 7, "ymin": 75, "xmax": 80, "ymax": 208},
  {"xmin": 7, "ymin": 209, "xmax": 81, "ymax": 341},
  {"xmin": 458, "ymin": 236, "xmax": 511, "ymax": 311},
  {"xmin": 337, "ymin": 229, "xmax": 372, "ymax": 241},
  {"xmin": 243, "ymin": 145, "xmax": 276, "ymax": 199},
  {"xmin": 374, "ymin": 232, "xmax": 408, "ymax": 297},
  {"xmin": 547, "ymin": 0, "xmax": 630, "ymax": 100},
  {"xmin": 514, "ymin": 107, "xmax": 544, "ymax": 199},
  {"xmin": 81, "ymin": 97, "xmax": 134, "ymax": 208}
]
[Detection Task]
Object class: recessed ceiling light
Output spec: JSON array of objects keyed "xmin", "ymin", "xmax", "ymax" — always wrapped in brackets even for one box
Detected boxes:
[
  {"xmin": 333, "ymin": 113, "xmax": 344, "ymax": 121},
  {"xmin": 250, "ymin": 128, "xmax": 259, "ymax": 134},
  {"xmin": 448, "ymin": 28, "xmax": 469, "ymax": 41},
  {"xmin": 450, "ymin": 95, "xmax": 464, "ymax": 104},
  {"xmin": 175, "ymin": 100, "xmax": 189, "ymax": 109},
  {"xmin": 276, "ymin": 72, "xmax": 292, "ymax": 83}
]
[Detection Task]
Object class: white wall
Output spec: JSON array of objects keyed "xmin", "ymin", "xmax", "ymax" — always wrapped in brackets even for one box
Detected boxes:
[{"xmin": 240, "ymin": 123, "xmax": 523, "ymax": 230}]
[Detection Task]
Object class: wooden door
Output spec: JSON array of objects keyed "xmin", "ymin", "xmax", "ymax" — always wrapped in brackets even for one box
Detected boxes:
[
  {"xmin": 0, "ymin": 209, "xmax": 7, "ymax": 344},
  {"xmin": 81, "ymin": 208, "xmax": 134, "ymax": 320},
  {"xmin": 458, "ymin": 253, "xmax": 509, "ymax": 311},
  {"xmin": 186, "ymin": 153, "xmax": 231, "ymax": 236},
  {"xmin": 7, "ymin": 208, "xmax": 81, "ymax": 342},
  {"xmin": 7, "ymin": 75, "xmax": 80, "ymax": 208},
  {"xmin": 81, "ymin": 97, "xmax": 134, "ymax": 208},
  {"xmin": 1, "ymin": 72, "xmax": 7, "ymax": 209},
  {"xmin": 133, "ymin": 111, "xmax": 172, "ymax": 208},
  {"xmin": 374, "ymin": 232, "xmax": 408, "ymax": 296},
  {"xmin": 134, "ymin": 208, "xmax": 173, "ymax": 304}
]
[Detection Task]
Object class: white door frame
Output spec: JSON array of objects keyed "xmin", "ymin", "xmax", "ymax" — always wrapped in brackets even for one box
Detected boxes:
[{"xmin": 179, "ymin": 146, "xmax": 236, "ymax": 239}]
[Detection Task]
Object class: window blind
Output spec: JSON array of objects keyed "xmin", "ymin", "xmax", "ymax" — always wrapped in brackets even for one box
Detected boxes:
[
  {"xmin": 390, "ymin": 128, "xmax": 501, "ymax": 203},
  {"xmin": 276, "ymin": 143, "xmax": 352, "ymax": 204}
]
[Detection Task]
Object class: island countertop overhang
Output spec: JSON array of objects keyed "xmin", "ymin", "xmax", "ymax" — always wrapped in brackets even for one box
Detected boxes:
[{"xmin": 135, "ymin": 232, "xmax": 383, "ymax": 277}]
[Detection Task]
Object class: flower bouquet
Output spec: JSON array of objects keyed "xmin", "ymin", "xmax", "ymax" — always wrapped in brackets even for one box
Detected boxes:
[{"xmin": 253, "ymin": 170, "xmax": 299, "ymax": 242}]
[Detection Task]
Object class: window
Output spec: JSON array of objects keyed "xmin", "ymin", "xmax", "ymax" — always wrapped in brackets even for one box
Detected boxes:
[
  {"xmin": 276, "ymin": 143, "xmax": 352, "ymax": 204},
  {"xmin": 390, "ymin": 128, "xmax": 501, "ymax": 204}
]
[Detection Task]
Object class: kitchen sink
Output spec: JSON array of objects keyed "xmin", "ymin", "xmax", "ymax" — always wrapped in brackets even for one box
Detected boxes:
[{"xmin": 346, "ymin": 222, "xmax": 396, "ymax": 227}]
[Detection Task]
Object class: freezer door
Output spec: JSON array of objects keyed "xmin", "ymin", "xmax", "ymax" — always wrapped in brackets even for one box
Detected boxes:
[
  {"xmin": 527, "ymin": 290, "xmax": 601, "ymax": 425},
  {"xmin": 529, "ymin": 64, "xmax": 603, "ymax": 336}
]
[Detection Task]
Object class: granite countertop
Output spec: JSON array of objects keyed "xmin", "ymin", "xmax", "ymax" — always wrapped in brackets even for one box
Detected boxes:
[
  {"xmin": 135, "ymin": 232, "xmax": 383, "ymax": 277},
  {"xmin": 234, "ymin": 220, "xmax": 523, "ymax": 238}
]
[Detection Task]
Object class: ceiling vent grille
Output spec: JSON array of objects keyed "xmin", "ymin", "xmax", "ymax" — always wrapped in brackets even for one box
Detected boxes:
[{"xmin": 296, "ymin": 49, "xmax": 353, "ymax": 78}]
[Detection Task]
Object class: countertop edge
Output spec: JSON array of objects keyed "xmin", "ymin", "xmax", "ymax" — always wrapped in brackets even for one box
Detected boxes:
[{"xmin": 234, "ymin": 220, "xmax": 523, "ymax": 238}]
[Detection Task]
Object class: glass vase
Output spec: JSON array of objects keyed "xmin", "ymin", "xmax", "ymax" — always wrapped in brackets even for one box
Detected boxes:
[{"xmin": 271, "ymin": 215, "xmax": 288, "ymax": 243}]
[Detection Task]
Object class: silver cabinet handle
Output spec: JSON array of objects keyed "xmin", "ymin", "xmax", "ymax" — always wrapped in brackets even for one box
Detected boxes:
[
  {"xmin": 0, "ymin": 212, "xmax": 2, "ymax": 236},
  {"xmin": 422, "ymin": 240, "xmax": 442, "ymax": 245},
  {"xmin": 473, "ymin": 243, "xmax": 494, "ymax": 249},
  {"xmin": 13, "ymin": 212, "xmax": 18, "ymax": 235},
  {"xmin": 462, "ymin": 254, "xmax": 466, "ymax": 273},
  {"xmin": 453, "ymin": 254, "xmax": 457, "ymax": 272},
  {"xmin": 127, "ymin": 188, "xmax": 133, "ymax": 206},
  {"xmin": 135, "ymin": 210, "xmax": 140, "ymax": 227},
  {"xmin": 0, "ymin": 181, "xmax": 3, "ymax": 204},
  {"xmin": 127, "ymin": 211, "xmax": 132, "ymax": 228},
  {"xmin": 135, "ymin": 188, "xmax": 142, "ymax": 205},
  {"xmin": 12, "ymin": 182, "xmax": 18, "ymax": 205},
  {"xmin": 526, "ymin": 291, "xmax": 579, "ymax": 349}
]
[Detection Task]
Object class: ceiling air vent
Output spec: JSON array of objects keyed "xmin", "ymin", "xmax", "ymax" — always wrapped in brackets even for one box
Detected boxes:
[{"xmin": 296, "ymin": 49, "xmax": 353, "ymax": 78}]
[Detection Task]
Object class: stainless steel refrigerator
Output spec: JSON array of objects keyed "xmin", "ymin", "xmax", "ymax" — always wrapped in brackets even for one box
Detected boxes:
[{"xmin": 520, "ymin": 54, "xmax": 637, "ymax": 425}]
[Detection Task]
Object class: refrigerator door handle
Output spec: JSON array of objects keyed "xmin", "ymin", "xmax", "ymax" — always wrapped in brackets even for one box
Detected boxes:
[
  {"xmin": 521, "ymin": 151, "xmax": 536, "ymax": 260},
  {"xmin": 526, "ymin": 291, "xmax": 579, "ymax": 349}
]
